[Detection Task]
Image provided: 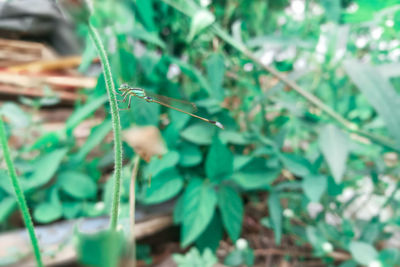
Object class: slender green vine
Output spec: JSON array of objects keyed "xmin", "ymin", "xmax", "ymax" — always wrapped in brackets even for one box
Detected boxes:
[
  {"xmin": 0, "ymin": 117, "xmax": 43, "ymax": 267},
  {"xmin": 88, "ymin": 24, "xmax": 123, "ymax": 230}
]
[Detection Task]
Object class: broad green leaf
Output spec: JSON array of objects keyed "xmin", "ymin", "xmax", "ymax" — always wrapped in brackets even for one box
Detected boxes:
[
  {"xmin": 179, "ymin": 143, "xmax": 202, "ymax": 167},
  {"xmin": 181, "ymin": 123, "xmax": 216, "ymax": 145},
  {"xmin": 349, "ymin": 241, "xmax": 378, "ymax": 265},
  {"xmin": 206, "ymin": 136, "xmax": 233, "ymax": 181},
  {"xmin": 66, "ymin": 95, "xmax": 108, "ymax": 131},
  {"xmin": 318, "ymin": 124, "xmax": 349, "ymax": 183},
  {"xmin": 58, "ymin": 171, "xmax": 97, "ymax": 199},
  {"xmin": 77, "ymin": 229, "xmax": 124, "ymax": 267},
  {"xmin": 145, "ymin": 151, "xmax": 180, "ymax": 177},
  {"xmin": 181, "ymin": 179, "xmax": 217, "ymax": 247},
  {"xmin": 30, "ymin": 131, "xmax": 62, "ymax": 151},
  {"xmin": 0, "ymin": 102, "xmax": 30, "ymax": 128},
  {"xmin": 173, "ymin": 195, "xmax": 185, "ymax": 224},
  {"xmin": 268, "ymin": 192, "xmax": 282, "ymax": 244},
  {"xmin": 0, "ymin": 197, "xmax": 16, "ymax": 222},
  {"xmin": 0, "ymin": 169, "xmax": 14, "ymax": 195},
  {"xmin": 343, "ymin": 60, "xmax": 400, "ymax": 147},
  {"xmin": 195, "ymin": 212, "xmax": 223, "ymax": 251},
  {"xmin": 232, "ymin": 170, "xmax": 278, "ymax": 190},
  {"xmin": 34, "ymin": 202, "xmax": 62, "ymax": 223},
  {"xmin": 320, "ymin": 0, "xmax": 341, "ymax": 22},
  {"xmin": 280, "ymin": 153, "xmax": 313, "ymax": 177},
  {"xmin": 378, "ymin": 249, "xmax": 400, "ymax": 266},
  {"xmin": 139, "ymin": 169, "xmax": 183, "ymax": 204},
  {"xmin": 135, "ymin": 0, "xmax": 155, "ymax": 31},
  {"xmin": 187, "ymin": 9, "xmax": 215, "ymax": 42},
  {"xmin": 75, "ymin": 120, "xmax": 112, "ymax": 160},
  {"xmin": 233, "ymin": 155, "xmax": 253, "ymax": 171},
  {"xmin": 206, "ymin": 53, "xmax": 225, "ymax": 100},
  {"xmin": 62, "ymin": 202, "xmax": 82, "ymax": 219},
  {"xmin": 219, "ymin": 130, "xmax": 250, "ymax": 145},
  {"xmin": 301, "ymin": 175, "xmax": 327, "ymax": 203},
  {"xmin": 26, "ymin": 148, "xmax": 68, "ymax": 190},
  {"xmin": 218, "ymin": 186, "xmax": 243, "ymax": 241}
]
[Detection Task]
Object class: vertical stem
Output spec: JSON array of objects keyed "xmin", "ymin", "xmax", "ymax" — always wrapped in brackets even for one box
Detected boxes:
[
  {"xmin": 87, "ymin": 24, "xmax": 123, "ymax": 230},
  {"xmin": 129, "ymin": 155, "xmax": 140, "ymax": 266},
  {"xmin": 0, "ymin": 117, "xmax": 43, "ymax": 267}
]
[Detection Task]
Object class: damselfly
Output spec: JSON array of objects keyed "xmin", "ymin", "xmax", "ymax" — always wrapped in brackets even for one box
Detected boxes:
[{"xmin": 117, "ymin": 84, "xmax": 224, "ymax": 129}]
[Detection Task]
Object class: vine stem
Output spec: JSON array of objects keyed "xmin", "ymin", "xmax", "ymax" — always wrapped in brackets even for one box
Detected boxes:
[
  {"xmin": 0, "ymin": 117, "xmax": 43, "ymax": 267},
  {"xmin": 88, "ymin": 24, "xmax": 123, "ymax": 230}
]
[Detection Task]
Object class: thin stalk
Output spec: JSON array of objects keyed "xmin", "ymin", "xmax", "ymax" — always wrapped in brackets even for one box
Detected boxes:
[
  {"xmin": 129, "ymin": 155, "xmax": 140, "ymax": 266},
  {"xmin": 88, "ymin": 24, "xmax": 123, "ymax": 230},
  {"xmin": 0, "ymin": 117, "xmax": 43, "ymax": 267}
]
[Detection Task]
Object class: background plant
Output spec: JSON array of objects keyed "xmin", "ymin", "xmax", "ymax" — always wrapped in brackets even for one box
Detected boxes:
[{"xmin": 1, "ymin": 0, "xmax": 400, "ymax": 266}]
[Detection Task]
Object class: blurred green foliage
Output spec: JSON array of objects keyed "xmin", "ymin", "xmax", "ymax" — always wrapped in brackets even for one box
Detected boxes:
[{"xmin": 1, "ymin": 0, "xmax": 400, "ymax": 266}]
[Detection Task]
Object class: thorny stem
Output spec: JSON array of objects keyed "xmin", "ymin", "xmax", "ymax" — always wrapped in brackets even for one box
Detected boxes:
[
  {"xmin": 88, "ymin": 24, "xmax": 123, "ymax": 230},
  {"xmin": 0, "ymin": 117, "xmax": 44, "ymax": 267}
]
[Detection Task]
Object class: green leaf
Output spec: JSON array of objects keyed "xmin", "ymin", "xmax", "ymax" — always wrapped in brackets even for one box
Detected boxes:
[
  {"xmin": 206, "ymin": 53, "xmax": 225, "ymax": 100},
  {"xmin": 280, "ymin": 153, "xmax": 313, "ymax": 177},
  {"xmin": 179, "ymin": 143, "xmax": 202, "ymax": 167},
  {"xmin": 130, "ymin": 28, "xmax": 166, "ymax": 49},
  {"xmin": 0, "ymin": 197, "xmax": 16, "ymax": 222},
  {"xmin": 77, "ymin": 229, "xmax": 124, "ymax": 267},
  {"xmin": 318, "ymin": 124, "xmax": 349, "ymax": 183},
  {"xmin": 135, "ymin": 0, "xmax": 155, "ymax": 31},
  {"xmin": 173, "ymin": 195, "xmax": 185, "ymax": 224},
  {"xmin": 181, "ymin": 179, "xmax": 217, "ymax": 247},
  {"xmin": 0, "ymin": 102, "xmax": 30, "ymax": 128},
  {"xmin": 34, "ymin": 202, "xmax": 62, "ymax": 223},
  {"xmin": 218, "ymin": 186, "xmax": 243, "ymax": 241},
  {"xmin": 232, "ymin": 170, "xmax": 278, "ymax": 190},
  {"xmin": 301, "ymin": 175, "xmax": 327, "ymax": 203},
  {"xmin": 206, "ymin": 136, "xmax": 233, "ymax": 181},
  {"xmin": 139, "ymin": 169, "xmax": 183, "ymax": 204},
  {"xmin": 195, "ymin": 212, "xmax": 223, "ymax": 252},
  {"xmin": 26, "ymin": 148, "xmax": 68, "ymax": 190},
  {"xmin": 268, "ymin": 192, "xmax": 282, "ymax": 244},
  {"xmin": 219, "ymin": 130, "xmax": 250, "ymax": 145},
  {"xmin": 349, "ymin": 241, "xmax": 378, "ymax": 265},
  {"xmin": 30, "ymin": 132, "xmax": 62, "ymax": 151},
  {"xmin": 343, "ymin": 60, "xmax": 400, "ymax": 147},
  {"xmin": 59, "ymin": 171, "xmax": 97, "ymax": 199},
  {"xmin": 145, "ymin": 151, "xmax": 180, "ymax": 177},
  {"xmin": 62, "ymin": 202, "xmax": 82, "ymax": 219},
  {"xmin": 75, "ymin": 120, "xmax": 112, "ymax": 160},
  {"xmin": 181, "ymin": 123, "xmax": 216, "ymax": 145},
  {"xmin": 187, "ymin": 9, "xmax": 215, "ymax": 42},
  {"xmin": 65, "ymin": 95, "xmax": 108, "ymax": 131},
  {"xmin": 320, "ymin": 0, "xmax": 341, "ymax": 22}
]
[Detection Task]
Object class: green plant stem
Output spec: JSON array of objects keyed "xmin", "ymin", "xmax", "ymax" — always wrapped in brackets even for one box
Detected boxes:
[
  {"xmin": 0, "ymin": 117, "xmax": 43, "ymax": 267},
  {"xmin": 161, "ymin": 0, "xmax": 399, "ymax": 151},
  {"xmin": 88, "ymin": 24, "xmax": 123, "ymax": 230},
  {"xmin": 129, "ymin": 155, "xmax": 140, "ymax": 266}
]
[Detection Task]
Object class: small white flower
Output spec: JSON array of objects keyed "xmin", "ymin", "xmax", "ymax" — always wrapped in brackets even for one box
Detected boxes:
[
  {"xmin": 322, "ymin": 242, "xmax": 333, "ymax": 253},
  {"xmin": 291, "ymin": 0, "xmax": 305, "ymax": 15},
  {"xmin": 371, "ymin": 27, "xmax": 383, "ymax": 40},
  {"xmin": 200, "ymin": 0, "xmax": 211, "ymax": 7},
  {"xmin": 236, "ymin": 238, "xmax": 248, "ymax": 250},
  {"xmin": 167, "ymin": 64, "xmax": 181, "ymax": 79},
  {"xmin": 283, "ymin": 209, "xmax": 294, "ymax": 218},
  {"xmin": 243, "ymin": 63, "xmax": 254, "ymax": 72},
  {"xmin": 386, "ymin": 19, "xmax": 394, "ymax": 27},
  {"xmin": 95, "ymin": 202, "xmax": 105, "ymax": 211},
  {"xmin": 368, "ymin": 260, "xmax": 382, "ymax": 267}
]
